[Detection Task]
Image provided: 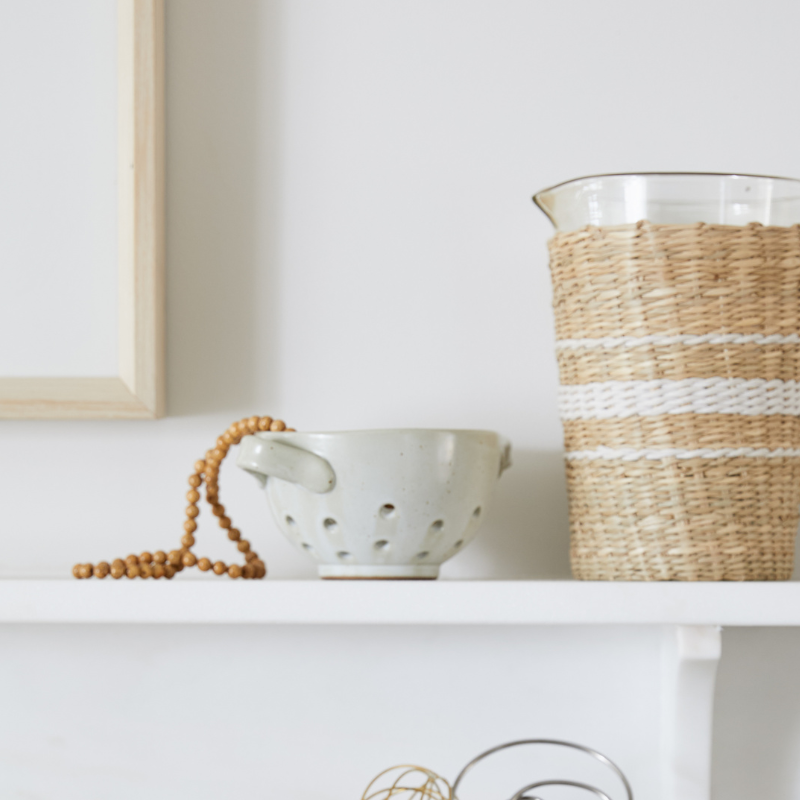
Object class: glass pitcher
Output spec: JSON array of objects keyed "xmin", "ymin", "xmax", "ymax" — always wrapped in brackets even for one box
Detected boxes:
[{"xmin": 533, "ymin": 173, "xmax": 800, "ymax": 581}]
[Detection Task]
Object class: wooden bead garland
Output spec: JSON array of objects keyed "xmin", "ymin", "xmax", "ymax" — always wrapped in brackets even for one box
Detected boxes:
[{"xmin": 72, "ymin": 415, "xmax": 294, "ymax": 580}]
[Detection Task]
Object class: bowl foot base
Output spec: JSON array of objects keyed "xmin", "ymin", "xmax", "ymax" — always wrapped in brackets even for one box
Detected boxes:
[{"xmin": 318, "ymin": 565, "xmax": 440, "ymax": 580}]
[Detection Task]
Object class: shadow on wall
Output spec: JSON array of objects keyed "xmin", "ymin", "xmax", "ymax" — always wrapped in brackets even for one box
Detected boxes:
[
  {"xmin": 444, "ymin": 448, "xmax": 572, "ymax": 580},
  {"xmin": 166, "ymin": 0, "xmax": 282, "ymax": 415},
  {"xmin": 713, "ymin": 628, "xmax": 800, "ymax": 799}
]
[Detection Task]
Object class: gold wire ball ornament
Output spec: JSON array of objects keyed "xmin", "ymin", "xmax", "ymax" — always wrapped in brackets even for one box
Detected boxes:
[
  {"xmin": 361, "ymin": 766, "xmax": 452, "ymax": 800},
  {"xmin": 71, "ymin": 415, "xmax": 295, "ymax": 580}
]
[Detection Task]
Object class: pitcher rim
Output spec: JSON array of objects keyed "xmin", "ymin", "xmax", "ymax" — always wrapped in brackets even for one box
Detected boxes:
[{"xmin": 533, "ymin": 171, "xmax": 800, "ymax": 211}]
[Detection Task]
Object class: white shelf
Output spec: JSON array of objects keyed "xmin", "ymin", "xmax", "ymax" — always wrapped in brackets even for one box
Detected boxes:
[{"xmin": 1, "ymin": 579, "xmax": 799, "ymax": 625}]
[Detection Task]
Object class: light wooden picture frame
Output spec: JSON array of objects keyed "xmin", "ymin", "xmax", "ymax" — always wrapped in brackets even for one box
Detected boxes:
[{"xmin": 0, "ymin": 0, "xmax": 164, "ymax": 419}]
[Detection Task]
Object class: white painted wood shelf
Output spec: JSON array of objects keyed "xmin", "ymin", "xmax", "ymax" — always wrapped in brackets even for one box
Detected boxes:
[{"xmin": 1, "ymin": 579, "xmax": 799, "ymax": 625}]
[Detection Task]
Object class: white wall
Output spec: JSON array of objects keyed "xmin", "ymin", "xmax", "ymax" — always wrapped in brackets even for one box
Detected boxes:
[{"xmin": 2, "ymin": 1, "xmax": 800, "ymax": 797}]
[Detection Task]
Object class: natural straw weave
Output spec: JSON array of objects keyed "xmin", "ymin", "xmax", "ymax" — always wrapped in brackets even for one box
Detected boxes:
[{"xmin": 549, "ymin": 220, "xmax": 800, "ymax": 580}]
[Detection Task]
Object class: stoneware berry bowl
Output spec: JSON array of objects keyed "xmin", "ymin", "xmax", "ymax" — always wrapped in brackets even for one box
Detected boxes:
[{"xmin": 236, "ymin": 429, "xmax": 511, "ymax": 579}]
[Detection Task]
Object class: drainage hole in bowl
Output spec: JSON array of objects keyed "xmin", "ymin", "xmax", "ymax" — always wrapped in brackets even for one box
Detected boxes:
[
  {"xmin": 453, "ymin": 540, "xmax": 464, "ymax": 549},
  {"xmin": 430, "ymin": 520, "xmax": 444, "ymax": 533},
  {"xmin": 473, "ymin": 507, "xmax": 482, "ymax": 518},
  {"xmin": 379, "ymin": 504, "xmax": 396, "ymax": 519},
  {"xmin": 323, "ymin": 518, "xmax": 339, "ymax": 533},
  {"xmin": 336, "ymin": 551, "xmax": 353, "ymax": 561},
  {"xmin": 374, "ymin": 540, "xmax": 390, "ymax": 551},
  {"xmin": 415, "ymin": 551, "xmax": 430, "ymax": 560},
  {"xmin": 286, "ymin": 515, "xmax": 297, "ymax": 527},
  {"xmin": 301, "ymin": 543, "xmax": 314, "ymax": 552}
]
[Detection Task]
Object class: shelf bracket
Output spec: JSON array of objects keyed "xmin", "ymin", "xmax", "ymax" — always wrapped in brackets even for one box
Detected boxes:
[{"xmin": 661, "ymin": 625, "xmax": 722, "ymax": 800}]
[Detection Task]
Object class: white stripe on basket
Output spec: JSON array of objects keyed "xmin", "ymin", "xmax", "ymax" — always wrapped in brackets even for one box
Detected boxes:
[
  {"xmin": 556, "ymin": 333, "xmax": 800, "ymax": 351},
  {"xmin": 566, "ymin": 446, "xmax": 800, "ymax": 462},
  {"xmin": 559, "ymin": 378, "xmax": 800, "ymax": 420}
]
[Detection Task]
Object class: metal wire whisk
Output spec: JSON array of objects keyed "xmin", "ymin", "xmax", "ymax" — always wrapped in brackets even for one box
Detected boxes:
[{"xmin": 451, "ymin": 739, "xmax": 634, "ymax": 800}]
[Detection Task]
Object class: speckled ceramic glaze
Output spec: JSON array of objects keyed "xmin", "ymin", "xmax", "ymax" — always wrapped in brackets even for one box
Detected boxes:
[{"xmin": 236, "ymin": 429, "xmax": 511, "ymax": 579}]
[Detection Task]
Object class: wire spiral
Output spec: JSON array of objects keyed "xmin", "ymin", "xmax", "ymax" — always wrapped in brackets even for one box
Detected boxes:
[{"xmin": 362, "ymin": 739, "xmax": 633, "ymax": 800}]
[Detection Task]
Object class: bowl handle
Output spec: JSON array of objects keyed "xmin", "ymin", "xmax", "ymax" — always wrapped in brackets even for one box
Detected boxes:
[{"xmin": 236, "ymin": 435, "xmax": 336, "ymax": 494}]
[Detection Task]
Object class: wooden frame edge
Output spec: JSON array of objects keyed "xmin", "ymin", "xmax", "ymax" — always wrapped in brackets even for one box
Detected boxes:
[
  {"xmin": 0, "ymin": 378, "xmax": 155, "ymax": 420},
  {"xmin": 0, "ymin": 0, "xmax": 165, "ymax": 420}
]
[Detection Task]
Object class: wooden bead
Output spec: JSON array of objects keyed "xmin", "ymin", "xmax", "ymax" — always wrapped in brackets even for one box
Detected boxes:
[
  {"xmin": 71, "ymin": 416, "xmax": 289, "ymax": 585},
  {"xmin": 286, "ymin": 428, "xmax": 296, "ymax": 432}
]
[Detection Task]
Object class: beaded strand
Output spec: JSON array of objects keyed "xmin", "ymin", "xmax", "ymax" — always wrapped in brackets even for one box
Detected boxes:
[{"xmin": 72, "ymin": 415, "xmax": 294, "ymax": 580}]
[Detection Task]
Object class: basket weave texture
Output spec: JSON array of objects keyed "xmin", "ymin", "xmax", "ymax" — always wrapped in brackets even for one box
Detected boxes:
[{"xmin": 549, "ymin": 220, "xmax": 800, "ymax": 580}]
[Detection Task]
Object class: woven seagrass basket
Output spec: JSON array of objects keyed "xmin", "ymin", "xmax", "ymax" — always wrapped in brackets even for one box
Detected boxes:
[{"xmin": 549, "ymin": 219, "xmax": 800, "ymax": 580}]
